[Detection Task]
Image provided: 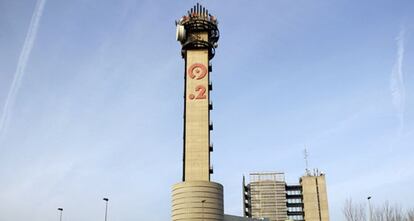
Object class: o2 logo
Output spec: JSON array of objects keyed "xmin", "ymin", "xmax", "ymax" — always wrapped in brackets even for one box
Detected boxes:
[{"xmin": 188, "ymin": 63, "xmax": 207, "ymax": 100}]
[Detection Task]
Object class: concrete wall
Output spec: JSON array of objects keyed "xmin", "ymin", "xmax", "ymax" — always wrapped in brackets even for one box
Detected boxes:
[
  {"xmin": 184, "ymin": 32, "xmax": 211, "ymax": 181},
  {"xmin": 249, "ymin": 180, "xmax": 287, "ymax": 221},
  {"xmin": 172, "ymin": 181, "xmax": 224, "ymax": 221},
  {"xmin": 301, "ymin": 175, "xmax": 329, "ymax": 221},
  {"xmin": 224, "ymin": 214, "xmax": 269, "ymax": 221}
]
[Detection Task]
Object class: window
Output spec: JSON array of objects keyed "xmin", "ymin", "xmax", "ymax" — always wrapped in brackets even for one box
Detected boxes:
[
  {"xmin": 288, "ymin": 215, "xmax": 304, "ymax": 220},
  {"xmin": 286, "ymin": 190, "xmax": 301, "ymax": 195},
  {"xmin": 287, "ymin": 198, "xmax": 302, "ymax": 203},
  {"xmin": 288, "ymin": 207, "xmax": 303, "ymax": 212}
]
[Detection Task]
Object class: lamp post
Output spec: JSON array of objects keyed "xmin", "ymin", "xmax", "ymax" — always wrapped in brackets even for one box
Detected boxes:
[
  {"xmin": 57, "ymin": 208, "xmax": 63, "ymax": 221},
  {"xmin": 367, "ymin": 196, "xmax": 372, "ymax": 221},
  {"xmin": 201, "ymin": 200, "xmax": 206, "ymax": 221},
  {"xmin": 103, "ymin": 198, "xmax": 109, "ymax": 221}
]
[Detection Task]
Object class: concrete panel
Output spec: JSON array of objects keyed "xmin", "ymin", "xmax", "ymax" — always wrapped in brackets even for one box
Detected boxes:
[
  {"xmin": 301, "ymin": 176, "xmax": 330, "ymax": 221},
  {"xmin": 224, "ymin": 214, "xmax": 269, "ymax": 221},
  {"xmin": 172, "ymin": 181, "xmax": 224, "ymax": 221},
  {"xmin": 184, "ymin": 42, "xmax": 210, "ymax": 181}
]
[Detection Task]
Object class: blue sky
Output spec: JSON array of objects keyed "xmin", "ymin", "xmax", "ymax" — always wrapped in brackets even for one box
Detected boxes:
[{"xmin": 1, "ymin": 0, "xmax": 414, "ymax": 220}]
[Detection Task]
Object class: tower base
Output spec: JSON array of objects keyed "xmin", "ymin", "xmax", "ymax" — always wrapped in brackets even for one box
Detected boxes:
[{"xmin": 172, "ymin": 181, "xmax": 224, "ymax": 221}]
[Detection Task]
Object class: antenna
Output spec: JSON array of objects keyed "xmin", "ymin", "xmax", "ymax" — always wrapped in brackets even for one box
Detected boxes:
[{"xmin": 304, "ymin": 147, "xmax": 310, "ymax": 176}]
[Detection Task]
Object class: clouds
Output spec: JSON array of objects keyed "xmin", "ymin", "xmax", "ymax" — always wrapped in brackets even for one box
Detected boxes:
[
  {"xmin": 0, "ymin": 1, "xmax": 414, "ymax": 221},
  {"xmin": 0, "ymin": 0, "xmax": 47, "ymax": 141},
  {"xmin": 390, "ymin": 27, "xmax": 406, "ymax": 136}
]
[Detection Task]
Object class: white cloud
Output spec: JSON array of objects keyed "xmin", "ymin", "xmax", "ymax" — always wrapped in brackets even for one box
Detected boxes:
[
  {"xmin": 390, "ymin": 26, "xmax": 406, "ymax": 137},
  {"xmin": 0, "ymin": 0, "xmax": 47, "ymax": 141}
]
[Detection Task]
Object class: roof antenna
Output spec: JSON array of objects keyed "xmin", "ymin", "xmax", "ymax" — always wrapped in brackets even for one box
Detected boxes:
[{"xmin": 304, "ymin": 147, "xmax": 311, "ymax": 176}]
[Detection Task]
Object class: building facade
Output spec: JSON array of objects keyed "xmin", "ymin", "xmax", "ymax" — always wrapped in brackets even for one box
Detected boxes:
[
  {"xmin": 243, "ymin": 171, "xmax": 330, "ymax": 221},
  {"xmin": 243, "ymin": 173, "xmax": 287, "ymax": 221},
  {"xmin": 171, "ymin": 3, "xmax": 223, "ymax": 221},
  {"xmin": 224, "ymin": 214, "xmax": 269, "ymax": 221},
  {"xmin": 300, "ymin": 174, "xmax": 329, "ymax": 221}
]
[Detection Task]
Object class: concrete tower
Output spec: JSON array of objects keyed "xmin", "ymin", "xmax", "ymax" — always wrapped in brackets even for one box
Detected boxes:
[
  {"xmin": 172, "ymin": 3, "xmax": 223, "ymax": 221},
  {"xmin": 301, "ymin": 173, "xmax": 330, "ymax": 221}
]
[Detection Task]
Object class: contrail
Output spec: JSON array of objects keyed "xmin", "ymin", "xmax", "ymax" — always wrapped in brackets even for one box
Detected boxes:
[
  {"xmin": 390, "ymin": 27, "xmax": 405, "ymax": 137},
  {"xmin": 0, "ymin": 0, "xmax": 47, "ymax": 141}
]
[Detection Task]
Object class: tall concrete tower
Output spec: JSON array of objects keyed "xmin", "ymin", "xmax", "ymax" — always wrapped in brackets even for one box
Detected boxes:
[{"xmin": 172, "ymin": 3, "xmax": 223, "ymax": 221}]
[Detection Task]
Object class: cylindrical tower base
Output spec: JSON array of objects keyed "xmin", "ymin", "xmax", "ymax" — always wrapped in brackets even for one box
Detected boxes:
[{"xmin": 172, "ymin": 181, "xmax": 224, "ymax": 221}]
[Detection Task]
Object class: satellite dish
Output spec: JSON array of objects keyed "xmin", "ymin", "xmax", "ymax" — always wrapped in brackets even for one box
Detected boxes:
[{"xmin": 176, "ymin": 24, "xmax": 186, "ymax": 42}]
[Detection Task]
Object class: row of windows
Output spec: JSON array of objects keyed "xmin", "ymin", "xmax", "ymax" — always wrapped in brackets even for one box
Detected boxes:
[
  {"xmin": 248, "ymin": 190, "xmax": 302, "ymax": 195},
  {"xmin": 250, "ymin": 205, "xmax": 303, "ymax": 210},
  {"xmin": 286, "ymin": 190, "xmax": 301, "ymax": 195},
  {"xmin": 287, "ymin": 207, "xmax": 303, "ymax": 212},
  {"xmin": 288, "ymin": 215, "xmax": 304, "ymax": 220},
  {"xmin": 249, "ymin": 199, "xmax": 302, "ymax": 204},
  {"xmin": 287, "ymin": 198, "xmax": 302, "ymax": 203}
]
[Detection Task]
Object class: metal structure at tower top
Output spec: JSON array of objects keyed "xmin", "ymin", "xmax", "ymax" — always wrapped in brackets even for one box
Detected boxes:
[{"xmin": 176, "ymin": 3, "xmax": 220, "ymax": 59}]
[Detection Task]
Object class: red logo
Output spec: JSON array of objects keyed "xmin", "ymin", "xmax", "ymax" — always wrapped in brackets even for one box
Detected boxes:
[{"xmin": 188, "ymin": 63, "xmax": 207, "ymax": 80}]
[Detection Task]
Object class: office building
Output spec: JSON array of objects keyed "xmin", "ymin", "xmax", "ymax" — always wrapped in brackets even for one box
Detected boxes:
[{"xmin": 243, "ymin": 171, "xmax": 330, "ymax": 221}]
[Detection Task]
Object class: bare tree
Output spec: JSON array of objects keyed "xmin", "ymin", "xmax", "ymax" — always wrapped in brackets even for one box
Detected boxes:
[
  {"xmin": 406, "ymin": 209, "xmax": 414, "ymax": 221},
  {"xmin": 373, "ymin": 201, "xmax": 405, "ymax": 221},
  {"xmin": 344, "ymin": 199, "xmax": 414, "ymax": 221},
  {"xmin": 343, "ymin": 199, "xmax": 367, "ymax": 221}
]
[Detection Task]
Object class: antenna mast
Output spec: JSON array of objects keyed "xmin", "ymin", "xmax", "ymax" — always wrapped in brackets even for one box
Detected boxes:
[{"xmin": 304, "ymin": 147, "xmax": 310, "ymax": 176}]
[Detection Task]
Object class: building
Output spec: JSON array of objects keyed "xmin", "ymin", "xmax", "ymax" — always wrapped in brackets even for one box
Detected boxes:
[
  {"xmin": 300, "ymin": 173, "xmax": 330, "ymax": 221},
  {"xmin": 224, "ymin": 214, "xmax": 269, "ymax": 221},
  {"xmin": 171, "ymin": 3, "xmax": 223, "ymax": 221},
  {"xmin": 243, "ymin": 173, "xmax": 287, "ymax": 221},
  {"xmin": 170, "ymin": 4, "xmax": 329, "ymax": 221},
  {"xmin": 243, "ymin": 171, "xmax": 330, "ymax": 221},
  {"xmin": 285, "ymin": 183, "xmax": 303, "ymax": 221}
]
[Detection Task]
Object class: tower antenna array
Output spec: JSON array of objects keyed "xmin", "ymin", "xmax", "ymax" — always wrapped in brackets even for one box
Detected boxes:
[{"xmin": 304, "ymin": 147, "xmax": 310, "ymax": 176}]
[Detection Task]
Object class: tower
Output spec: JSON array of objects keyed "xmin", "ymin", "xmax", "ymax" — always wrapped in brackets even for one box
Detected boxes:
[
  {"xmin": 172, "ymin": 3, "xmax": 223, "ymax": 221},
  {"xmin": 301, "ymin": 172, "xmax": 330, "ymax": 221}
]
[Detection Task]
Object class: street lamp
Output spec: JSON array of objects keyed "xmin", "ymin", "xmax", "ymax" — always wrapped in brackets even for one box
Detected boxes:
[
  {"xmin": 103, "ymin": 198, "xmax": 109, "ymax": 221},
  {"xmin": 57, "ymin": 208, "xmax": 63, "ymax": 221},
  {"xmin": 201, "ymin": 200, "xmax": 206, "ymax": 221},
  {"xmin": 367, "ymin": 196, "xmax": 372, "ymax": 221}
]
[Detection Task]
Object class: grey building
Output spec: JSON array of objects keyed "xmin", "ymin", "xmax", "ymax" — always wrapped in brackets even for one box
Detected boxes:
[
  {"xmin": 243, "ymin": 171, "xmax": 329, "ymax": 221},
  {"xmin": 224, "ymin": 214, "xmax": 269, "ymax": 221},
  {"xmin": 243, "ymin": 173, "xmax": 287, "ymax": 221}
]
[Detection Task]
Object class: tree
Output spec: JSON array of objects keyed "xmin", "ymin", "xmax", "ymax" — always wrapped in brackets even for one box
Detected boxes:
[
  {"xmin": 343, "ymin": 199, "xmax": 413, "ymax": 221},
  {"xmin": 406, "ymin": 209, "xmax": 414, "ymax": 221},
  {"xmin": 343, "ymin": 199, "xmax": 366, "ymax": 221}
]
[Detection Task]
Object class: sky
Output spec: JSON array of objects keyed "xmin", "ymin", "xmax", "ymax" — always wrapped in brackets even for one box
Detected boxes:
[{"xmin": 0, "ymin": 0, "xmax": 414, "ymax": 221}]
